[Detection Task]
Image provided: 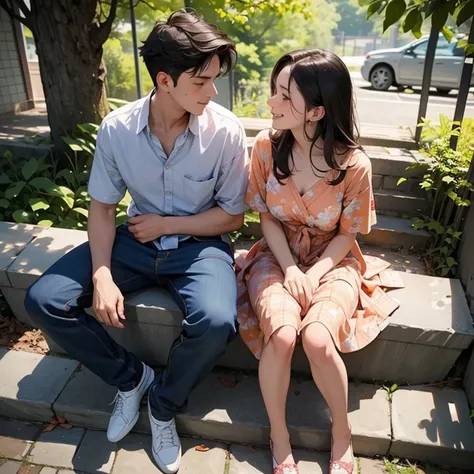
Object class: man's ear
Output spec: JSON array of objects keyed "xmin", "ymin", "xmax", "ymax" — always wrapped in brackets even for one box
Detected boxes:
[{"xmin": 156, "ymin": 72, "xmax": 174, "ymax": 92}]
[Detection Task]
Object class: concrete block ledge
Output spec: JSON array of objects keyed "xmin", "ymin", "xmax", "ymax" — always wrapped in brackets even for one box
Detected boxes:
[
  {"xmin": 1, "ymin": 222, "xmax": 473, "ymax": 385},
  {"xmin": 0, "ymin": 348, "xmax": 79, "ymax": 422}
]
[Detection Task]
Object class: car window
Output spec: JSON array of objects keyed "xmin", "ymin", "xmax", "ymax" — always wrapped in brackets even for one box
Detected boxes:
[
  {"xmin": 412, "ymin": 38, "xmax": 453, "ymax": 57},
  {"xmin": 436, "ymin": 38, "xmax": 452, "ymax": 56},
  {"xmin": 412, "ymin": 41, "xmax": 428, "ymax": 56},
  {"xmin": 453, "ymin": 46, "xmax": 465, "ymax": 57}
]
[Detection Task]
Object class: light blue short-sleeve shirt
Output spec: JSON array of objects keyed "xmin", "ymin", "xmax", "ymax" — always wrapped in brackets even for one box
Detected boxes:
[{"xmin": 88, "ymin": 90, "xmax": 249, "ymax": 250}]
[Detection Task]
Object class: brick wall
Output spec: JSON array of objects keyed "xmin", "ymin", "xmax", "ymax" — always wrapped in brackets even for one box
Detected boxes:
[{"xmin": 0, "ymin": 9, "xmax": 27, "ymax": 115}]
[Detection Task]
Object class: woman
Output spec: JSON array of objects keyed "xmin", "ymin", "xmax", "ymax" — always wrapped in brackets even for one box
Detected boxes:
[{"xmin": 236, "ymin": 49, "xmax": 403, "ymax": 474}]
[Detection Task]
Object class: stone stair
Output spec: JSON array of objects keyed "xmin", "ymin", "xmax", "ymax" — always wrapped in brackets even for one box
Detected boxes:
[
  {"xmin": 1, "ymin": 348, "xmax": 473, "ymax": 470},
  {"xmin": 0, "ymin": 133, "xmax": 473, "ymax": 469},
  {"xmin": 1, "ymin": 222, "xmax": 473, "ymax": 388}
]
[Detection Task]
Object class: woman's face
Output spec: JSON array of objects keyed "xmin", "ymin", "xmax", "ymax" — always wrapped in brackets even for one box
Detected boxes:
[{"xmin": 267, "ymin": 65, "xmax": 307, "ymax": 131}]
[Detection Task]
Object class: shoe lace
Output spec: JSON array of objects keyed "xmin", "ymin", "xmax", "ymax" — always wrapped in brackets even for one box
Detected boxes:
[
  {"xmin": 111, "ymin": 392, "xmax": 126, "ymax": 418},
  {"xmin": 156, "ymin": 421, "xmax": 177, "ymax": 449}
]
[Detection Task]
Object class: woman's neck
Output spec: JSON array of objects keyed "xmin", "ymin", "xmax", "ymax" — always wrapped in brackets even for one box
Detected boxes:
[{"xmin": 291, "ymin": 126, "xmax": 325, "ymax": 161}]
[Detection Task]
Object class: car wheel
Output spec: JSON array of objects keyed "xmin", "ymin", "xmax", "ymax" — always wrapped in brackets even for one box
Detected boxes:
[
  {"xmin": 370, "ymin": 65, "xmax": 394, "ymax": 91},
  {"xmin": 436, "ymin": 87, "xmax": 452, "ymax": 95}
]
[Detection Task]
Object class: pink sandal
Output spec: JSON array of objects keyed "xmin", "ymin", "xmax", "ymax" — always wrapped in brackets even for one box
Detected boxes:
[
  {"xmin": 270, "ymin": 440, "xmax": 299, "ymax": 474},
  {"xmin": 329, "ymin": 434, "xmax": 354, "ymax": 474}
]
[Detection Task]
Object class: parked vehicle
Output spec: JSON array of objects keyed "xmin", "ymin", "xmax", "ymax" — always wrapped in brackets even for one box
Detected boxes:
[{"xmin": 361, "ymin": 34, "xmax": 473, "ymax": 93}]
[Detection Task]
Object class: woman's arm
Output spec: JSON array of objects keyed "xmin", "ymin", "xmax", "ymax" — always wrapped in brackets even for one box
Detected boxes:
[
  {"xmin": 306, "ymin": 228, "xmax": 356, "ymax": 283},
  {"xmin": 261, "ymin": 212, "xmax": 313, "ymax": 311},
  {"xmin": 260, "ymin": 212, "xmax": 296, "ymax": 273}
]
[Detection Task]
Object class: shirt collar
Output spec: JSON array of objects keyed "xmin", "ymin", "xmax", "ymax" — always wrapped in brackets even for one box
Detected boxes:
[
  {"xmin": 188, "ymin": 113, "xmax": 200, "ymax": 136},
  {"xmin": 136, "ymin": 88, "xmax": 202, "ymax": 137},
  {"xmin": 136, "ymin": 89, "xmax": 153, "ymax": 135}
]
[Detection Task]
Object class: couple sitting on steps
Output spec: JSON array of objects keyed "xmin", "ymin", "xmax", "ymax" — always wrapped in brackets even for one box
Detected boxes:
[{"xmin": 24, "ymin": 8, "xmax": 402, "ymax": 474}]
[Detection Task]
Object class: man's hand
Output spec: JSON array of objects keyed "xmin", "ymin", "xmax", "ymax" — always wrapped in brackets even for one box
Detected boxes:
[
  {"xmin": 93, "ymin": 273, "xmax": 126, "ymax": 329},
  {"xmin": 128, "ymin": 214, "xmax": 168, "ymax": 243}
]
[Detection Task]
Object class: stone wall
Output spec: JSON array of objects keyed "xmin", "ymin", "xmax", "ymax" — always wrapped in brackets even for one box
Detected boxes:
[{"xmin": 0, "ymin": 9, "xmax": 27, "ymax": 115}]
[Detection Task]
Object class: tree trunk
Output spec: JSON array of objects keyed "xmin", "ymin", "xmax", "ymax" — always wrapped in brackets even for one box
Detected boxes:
[
  {"xmin": 29, "ymin": 0, "xmax": 111, "ymax": 152},
  {"xmin": 414, "ymin": 25, "xmax": 439, "ymax": 144},
  {"xmin": 449, "ymin": 19, "xmax": 474, "ymax": 150}
]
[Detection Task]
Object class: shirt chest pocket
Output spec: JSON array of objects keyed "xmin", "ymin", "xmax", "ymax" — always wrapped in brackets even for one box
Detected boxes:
[{"xmin": 183, "ymin": 175, "xmax": 217, "ymax": 213}]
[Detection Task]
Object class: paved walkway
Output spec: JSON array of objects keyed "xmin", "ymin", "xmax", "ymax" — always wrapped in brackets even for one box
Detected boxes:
[
  {"xmin": 0, "ymin": 105, "xmax": 49, "ymax": 142},
  {"xmin": 0, "ymin": 416, "xmax": 453, "ymax": 474}
]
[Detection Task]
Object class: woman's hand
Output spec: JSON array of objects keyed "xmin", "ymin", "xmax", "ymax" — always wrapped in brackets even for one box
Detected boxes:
[
  {"xmin": 283, "ymin": 266, "xmax": 314, "ymax": 313},
  {"xmin": 305, "ymin": 268, "xmax": 321, "ymax": 292}
]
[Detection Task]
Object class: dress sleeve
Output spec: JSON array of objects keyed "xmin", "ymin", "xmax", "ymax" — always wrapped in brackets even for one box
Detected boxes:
[
  {"xmin": 244, "ymin": 131, "xmax": 272, "ymax": 214},
  {"xmin": 340, "ymin": 152, "xmax": 376, "ymax": 235}
]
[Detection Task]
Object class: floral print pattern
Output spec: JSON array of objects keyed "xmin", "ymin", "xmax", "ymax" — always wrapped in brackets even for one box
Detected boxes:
[{"xmin": 236, "ymin": 130, "xmax": 404, "ymax": 358}]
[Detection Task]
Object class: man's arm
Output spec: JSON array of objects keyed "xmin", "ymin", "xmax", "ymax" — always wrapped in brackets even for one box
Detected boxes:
[
  {"xmin": 167, "ymin": 207, "xmax": 244, "ymax": 235},
  {"xmin": 128, "ymin": 207, "xmax": 243, "ymax": 243},
  {"xmin": 88, "ymin": 198, "xmax": 127, "ymax": 329},
  {"xmin": 87, "ymin": 119, "xmax": 128, "ymax": 329},
  {"xmin": 88, "ymin": 198, "xmax": 117, "ymax": 280},
  {"xmin": 129, "ymin": 125, "xmax": 249, "ymax": 243}
]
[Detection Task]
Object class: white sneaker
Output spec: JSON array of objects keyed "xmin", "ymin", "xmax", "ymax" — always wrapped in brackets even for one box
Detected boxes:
[
  {"xmin": 107, "ymin": 362, "xmax": 154, "ymax": 442},
  {"xmin": 148, "ymin": 398, "xmax": 182, "ymax": 474}
]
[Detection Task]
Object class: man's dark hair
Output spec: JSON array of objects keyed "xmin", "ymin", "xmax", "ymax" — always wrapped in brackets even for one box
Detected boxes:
[{"xmin": 139, "ymin": 9, "xmax": 237, "ymax": 88}]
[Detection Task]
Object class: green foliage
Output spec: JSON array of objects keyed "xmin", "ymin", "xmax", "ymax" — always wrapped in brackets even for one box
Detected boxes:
[
  {"xmin": 408, "ymin": 116, "xmax": 473, "ymax": 277},
  {"xmin": 0, "ymin": 123, "xmax": 129, "ymax": 230},
  {"xmin": 102, "ymin": 0, "xmax": 340, "ymax": 110},
  {"xmin": 103, "ymin": 38, "xmax": 137, "ymax": 101},
  {"xmin": 233, "ymin": 78, "xmax": 272, "ymax": 119},
  {"xmin": 383, "ymin": 383, "xmax": 399, "ymax": 401},
  {"xmin": 383, "ymin": 458, "xmax": 419, "ymax": 474},
  {"xmin": 329, "ymin": 0, "xmax": 375, "ymax": 36},
  {"xmin": 358, "ymin": 0, "xmax": 474, "ymax": 52},
  {"xmin": 214, "ymin": 0, "xmax": 312, "ymax": 25},
  {"xmin": 230, "ymin": 210, "xmax": 261, "ymax": 241}
]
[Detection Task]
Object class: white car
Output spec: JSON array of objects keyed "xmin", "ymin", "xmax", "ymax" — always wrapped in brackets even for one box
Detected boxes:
[{"xmin": 361, "ymin": 34, "xmax": 474, "ymax": 93}]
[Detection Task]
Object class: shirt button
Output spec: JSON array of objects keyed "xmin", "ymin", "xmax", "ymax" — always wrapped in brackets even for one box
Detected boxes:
[
  {"xmin": 166, "ymin": 191, "xmax": 172, "ymax": 196},
  {"xmin": 165, "ymin": 163, "xmax": 171, "ymax": 169}
]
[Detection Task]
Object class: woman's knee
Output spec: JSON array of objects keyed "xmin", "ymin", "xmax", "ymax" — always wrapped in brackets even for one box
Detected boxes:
[
  {"xmin": 267, "ymin": 326, "xmax": 298, "ymax": 356},
  {"xmin": 302, "ymin": 323, "xmax": 334, "ymax": 363}
]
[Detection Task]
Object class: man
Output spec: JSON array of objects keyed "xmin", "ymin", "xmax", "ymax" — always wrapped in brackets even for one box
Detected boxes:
[{"xmin": 25, "ymin": 9, "xmax": 248, "ymax": 474}]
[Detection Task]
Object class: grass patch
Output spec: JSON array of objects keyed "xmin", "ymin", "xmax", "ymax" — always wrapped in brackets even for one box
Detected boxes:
[{"xmin": 384, "ymin": 458, "xmax": 419, "ymax": 473}]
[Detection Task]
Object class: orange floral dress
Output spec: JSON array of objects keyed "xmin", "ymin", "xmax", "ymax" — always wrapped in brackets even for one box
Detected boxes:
[{"xmin": 236, "ymin": 130, "xmax": 404, "ymax": 359}]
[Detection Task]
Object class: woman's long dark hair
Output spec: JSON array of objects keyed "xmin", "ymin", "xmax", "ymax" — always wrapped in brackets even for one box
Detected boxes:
[{"xmin": 270, "ymin": 49, "xmax": 361, "ymax": 186}]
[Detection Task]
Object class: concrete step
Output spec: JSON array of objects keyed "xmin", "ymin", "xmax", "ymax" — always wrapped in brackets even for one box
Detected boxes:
[
  {"xmin": 373, "ymin": 189, "xmax": 431, "ymax": 217},
  {"xmin": 3, "ymin": 223, "xmax": 472, "ymax": 386},
  {"xmin": 1, "ymin": 416, "xmax": 432, "ymax": 474},
  {"xmin": 242, "ymin": 215, "xmax": 430, "ymax": 250},
  {"xmin": 0, "ymin": 139, "xmax": 53, "ymax": 159},
  {"xmin": 246, "ymin": 138, "xmax": 427, "ymax": 178},
  {"xmin": 235, "ymin": 239, "xmax": 428, "ymax": 275},
  {"xmin": 358, "ymin": 215, "xmax": 429, "ymax": 249},
  {"xmin": 34, "ymin": 268, "xmax": 474, "ymax": 385},
  {"xmin": 1, "ymin": 349, "xmax": 473, "ymax": 470}
]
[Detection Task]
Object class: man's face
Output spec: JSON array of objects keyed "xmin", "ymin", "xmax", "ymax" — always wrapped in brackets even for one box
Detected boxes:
[{"xmin": 169, "ymin": 54, "xmax": 220, "ymax": 116}]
